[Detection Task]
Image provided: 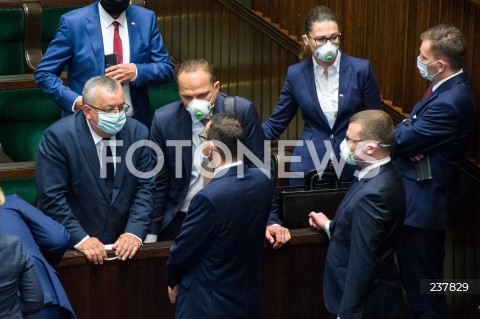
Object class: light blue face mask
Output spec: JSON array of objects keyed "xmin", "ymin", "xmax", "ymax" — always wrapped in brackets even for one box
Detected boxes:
[
  {"xmin": 417, "ymin": 57, "xmax": 440, "ymax": 81},
  {"xmin": 314, "ymin": 41, "xmax": 339, "ymax": 63},
  {"xmin": 95, "ymin": 110, "xmax": 126, "ymax": 135}
]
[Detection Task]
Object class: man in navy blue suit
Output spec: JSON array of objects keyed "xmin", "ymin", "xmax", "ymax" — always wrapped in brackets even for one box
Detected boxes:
[
  {"xmin": 0, "ymin": 189, "xmax": 76, "ymax": 319},
  {"xmin": 148, "ymin": 59, "xmax": 290, "ymax": 248},
  {"xmin": 36, "ymin": 76, "xmax": 156, "ymax": 265},
  {"xmin": 310, "ymin": 110, "xmax": 407, "ymax": 319},
  {"xmin": 34, "ymin": 0, "xmax": 174, "ymax": 126},
  {"xmin": 167, "ymin": 113, "xmax": 272, "ymax": 319},
  {"xmin": 394, "ymin": 25, "xmax": 476, "ymax": 319}
]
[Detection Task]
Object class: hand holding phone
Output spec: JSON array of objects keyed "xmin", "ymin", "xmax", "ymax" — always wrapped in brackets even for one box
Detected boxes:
[{"xmin": 105, "ymin": 53, "xmax": 118, "ymax": 68}]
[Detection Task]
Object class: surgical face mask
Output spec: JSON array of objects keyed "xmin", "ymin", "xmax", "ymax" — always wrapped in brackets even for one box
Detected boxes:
[
  {"xmin": 417, "ymin": 57, "xmax": 440, "ymax": 81},
  {"xmin": 94, "ymin": 110, "xmax": 126, "ymax": 135},
  {"xmin": 100, "ymin": 0, "xmax": 129, "ymax": 17},
  {"xmin": 186, "ymin": 88, "xmax": 216, "ymax": 120},
  {"xmin": 314, "ymin": 41, "xmax": 339, "ymax": 63}
]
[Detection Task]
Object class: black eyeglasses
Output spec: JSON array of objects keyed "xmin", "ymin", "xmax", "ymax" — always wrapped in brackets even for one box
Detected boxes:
[
  {"xmin": 307, "ymin": 33, "xmax": 342, "ymax": 46},
  {"xmin": 198, "ymin": 133, "xmax": 208, "ymax": 142},
  {"xmin": 87, "ymin": 103, "xmax": 130, "ymax": 114}
]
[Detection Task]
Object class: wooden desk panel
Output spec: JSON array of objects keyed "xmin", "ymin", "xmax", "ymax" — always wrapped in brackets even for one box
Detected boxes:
[{"xmin": 56, "ymin": 229, "xmax": 329, "ymax": 319}]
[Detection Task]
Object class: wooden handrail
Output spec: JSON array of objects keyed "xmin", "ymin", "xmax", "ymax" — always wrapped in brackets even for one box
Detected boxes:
[
  {"xmin": 218, "ymin": 0, "xmax": 301, "ymax": 56},
  {"xmin": 23, "ymin": 1, "xmax": 43, "ymax": 72},
  {"xmin": 0, "ymin": 72, "xmax": 67, "ymax": 90},
  {"xmin": 0, "ymin": 161, "xmax": 35, "ymax": 179}
]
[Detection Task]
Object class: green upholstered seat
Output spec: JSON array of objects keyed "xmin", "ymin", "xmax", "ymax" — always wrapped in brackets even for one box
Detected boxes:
[
  {"xmin": 148, "ymin": 80, "xmax": 180, "ymax": 120},
  {"xmin": 42, "ymin": 6, "xmax": 81, "ymax": 53},
  {"xmin": 0, "ymin": 9, "xmax": 25, "ymax": 75},
  {"xmin": 0, "ymin": 178, "xmax": 37, "ymax": 205},
  {"xmin": 0, "ymin": 88, "xmax": 60, "ymax": 162}
]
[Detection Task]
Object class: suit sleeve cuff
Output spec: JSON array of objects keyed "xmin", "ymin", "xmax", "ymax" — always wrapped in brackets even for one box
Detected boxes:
[
  {"xmin": 325, "ymin": 220, "xmax": 331, "ymax": 239},
  {"xmin": 74, "ymin": 235, "xmax": 90, "ymax": 249}
]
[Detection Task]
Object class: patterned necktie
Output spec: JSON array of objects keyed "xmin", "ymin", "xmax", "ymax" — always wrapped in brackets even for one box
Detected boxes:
[
  {"xmin": 421, "ymin": 86, "xmax": 433, "ymax": 103},
  {"xmin": 113, "ymin": 21, "xmax": 123, "ymax": 64},
  {"xmin": 104, "ymin": 138, "xmax": 115, "ymax": 198},
  {"xmin": 200, "ymin": 119, "xmax": 213, "ymax": 186}
]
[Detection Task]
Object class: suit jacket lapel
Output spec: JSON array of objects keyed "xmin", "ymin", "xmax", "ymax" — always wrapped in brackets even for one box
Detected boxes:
[
  {"xmin": 76, "ymin": 113, "xmax": 110, "ymax": 201},
  {"xmin": 126, "ymin": 7, "xmax": 138, "ymax": 63},
  {"xmin": 330, "ymin": 178, "xmax": 365, "ymax": 232},
  {"xmin": 302, "ymin": 60, "xmax": 330, "ymax": 128},
  {"xmin": 411, "ymin": 72, "xmax": 465, "ymax": 118},
  {"xmin": 334, "ymin": 52, "xmax": 352, "ymax": 130},
  {"xmin": 177, "ymin": 105, "xmax": 194, "ymax": 179},
  {"xmin": 85, "ymin": 5, "xmax": 104, "ymax": 71},
  {"xmin": 111, "ymin": 126, "xmax": 128, "ymax": 204}
]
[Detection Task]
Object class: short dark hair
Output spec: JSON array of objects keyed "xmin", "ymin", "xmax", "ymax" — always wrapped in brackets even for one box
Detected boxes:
[
  {"xmin": 421, "ymin": 24, "xmax": 466, "ymax": 70},
  {"xmin": 206, "ymin": 113, "xmax": 245, "ymax": 160},
  {"xmin": 350, "ymin": 110, "xmax": 395, "ymax": 148},
  {"xmin": 82, "ymin": 76, "xmax": 121, "ymax": 106},
  {"xmin": 176, "ymin": 59, "xmax": 216, "ymax": 85}
]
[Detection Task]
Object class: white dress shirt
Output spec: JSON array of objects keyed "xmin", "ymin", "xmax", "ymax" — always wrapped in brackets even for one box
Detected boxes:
[
  {"xmin": 99, "ymin": 4, "xmax": 135, "ymax": 117},
  {"xmin": 312, "ymin": 51, "xmax": 342, "ymax": 129}
]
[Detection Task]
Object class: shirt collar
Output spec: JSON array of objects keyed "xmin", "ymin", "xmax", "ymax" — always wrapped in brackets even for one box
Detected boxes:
[
  {"xmin": 432, "ymin": 69, "xmax": 463, "ymax": 91},
  {"xmin": 98, "ymin": 3, "xmax": 127, "ymax": 28},
  {"xmin": 85, "ymin": 117, "xmax": 116, "ymax": 144},
  {"xmin": 213, "ymin": 160, "xmax": 243, "ymax": 178},
  {"xmin": 358, "ymin": 156, "xmax": 391, "ymax": 180}
]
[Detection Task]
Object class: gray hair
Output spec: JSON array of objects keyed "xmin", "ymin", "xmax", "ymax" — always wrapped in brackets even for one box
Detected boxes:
[{"xmin": 82, "ymin": 76, "xmax": 121, "ymax": 105}]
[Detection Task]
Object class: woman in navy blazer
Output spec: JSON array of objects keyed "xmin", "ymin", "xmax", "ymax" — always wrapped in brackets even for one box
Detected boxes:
[{"xmin": 262, "ymin": 6, "xmax": 382, "ymax": 185}]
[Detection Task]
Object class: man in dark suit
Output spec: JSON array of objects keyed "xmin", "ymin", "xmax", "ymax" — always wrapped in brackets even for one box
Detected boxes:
[
  {"xmin": 394, "ymin": 24, "xmax": 476, "ymax": 319},
  {"xmin": 36, "ymin": 76, "xmax": 156, "ymax": 265},
  {"xmin": 309, "ymin": 110, "xmax": 407, "ymax": 319},
  {"xmin": 0, "ymin": 190, "xmax": 44, "ymax": 318},
  {"xmin": 148, "ymin": 59, "xmax": 290, "ymax": 248},
  {"xmin": 167, "ymin": 113, "xmax": 272, "ymax": 319},
  {"xmin": 0, "ymin": 190, "xmax": 75, "ymax": 318},
  {"xmin": 0, "ymin": 235, "xmax": 43, "ymax": 319},
  {"xmin": 34, "ymin": 0, "xmax": 174, "ymax": 126}
]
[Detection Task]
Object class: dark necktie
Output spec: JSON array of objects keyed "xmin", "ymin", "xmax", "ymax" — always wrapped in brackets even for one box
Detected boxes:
[
  {"xmin": 421, "ymin": 86, "xmax": 433, "ymax": 103},
  {"xmin": 200, "ymin": 119, "xmax": 213, "ymax": 186},
  {"xmin": 104, "ymin": 138, "xmax": 115, "ymax": 198},
  {"xmin": 113, "ymin": 21, "xmax": 123, "ymax": 64}
]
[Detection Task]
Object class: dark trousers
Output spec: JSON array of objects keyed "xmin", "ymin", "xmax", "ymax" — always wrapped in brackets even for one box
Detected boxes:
[
  {"xmin": 157, "ymin": 211, "xmax": 186, "ymax": 241},
  {"xmin": 398, "ymin": 225, "xmax": 447, "ymax": 319},
  {"xmin": 25, "ymin": 305, "xmax": 71, "ymax": 319}
]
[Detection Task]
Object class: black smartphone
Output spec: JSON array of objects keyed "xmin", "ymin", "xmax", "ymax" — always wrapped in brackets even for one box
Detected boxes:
[{"xmin": 105, "ymin": 53, "xmax": 118, "ymax": 68}]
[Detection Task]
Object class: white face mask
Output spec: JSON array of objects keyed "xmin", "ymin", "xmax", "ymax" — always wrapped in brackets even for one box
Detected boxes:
[
  {"xmin": 340, "ymin": 139, "xmax": 383, "ymax": 165},
  {"xmin": 314, "ymin": 41, "xmax": 339, "ymax": 63},
  {"xmin": 417, "ymin": 57, "xmax": 440, "ymax": 81},
  {"xmin": 340, "ymin": 139, "xmax": 357, "ymax": 165},
  {"xmin": 186, "ymin": 87, "xmax": 216, "ymax": 121}
]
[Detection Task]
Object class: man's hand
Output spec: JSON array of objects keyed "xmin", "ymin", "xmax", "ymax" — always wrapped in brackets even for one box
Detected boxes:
[
  {"xmin": 105, "ymin": 64, "xmax": 136, "ymax": 84},
  {"xmin": 265, "ymin": 225, "xmax": 291, "ymax": 249},
  {"xmin": 76, "ymin": 237, "xmax": 107, "ymax": 265},
  {"xmin": 111, "ymin": 233, "xmax": 142, "ymax": 260},
  {"xmin": 309, "ymin": 212, "xmax": 329, "ymax": 231},
  {"xmin": 168, "ymin": 285, "xmax": 179, "ymax": 304}
]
